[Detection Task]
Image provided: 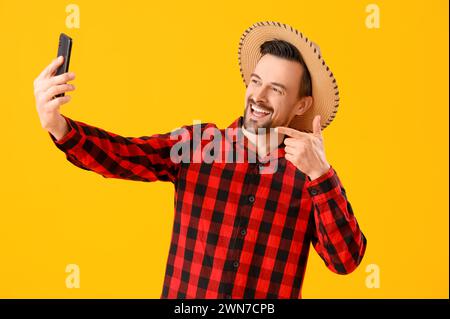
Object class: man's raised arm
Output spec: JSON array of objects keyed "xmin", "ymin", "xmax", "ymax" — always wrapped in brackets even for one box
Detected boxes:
[{"xmin": 34, "ymin": 57, "xmax": 183, "ymax": 183}]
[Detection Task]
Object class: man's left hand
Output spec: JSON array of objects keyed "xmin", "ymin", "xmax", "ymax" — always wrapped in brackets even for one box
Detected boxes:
[{"xmin": 276, "ymin": 115, "xmax": 331, "ymax": 180}]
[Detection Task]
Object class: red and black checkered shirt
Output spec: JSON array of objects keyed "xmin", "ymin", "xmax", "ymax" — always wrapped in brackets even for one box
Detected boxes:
[{"xmin": 50, "ymin": 115, "xmax": 367, "ymax": 299}]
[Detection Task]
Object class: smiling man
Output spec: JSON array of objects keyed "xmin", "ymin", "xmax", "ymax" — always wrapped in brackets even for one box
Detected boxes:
[
  {"xmin": 244, "ymin": 51, "xmax": 312, "ymax": 134},
  {"xmin": 33, "ymin": 21, "xmax": 366, "ymax": 299}
]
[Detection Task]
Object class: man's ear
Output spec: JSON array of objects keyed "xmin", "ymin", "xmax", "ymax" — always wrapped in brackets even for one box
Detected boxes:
[{"xmin": 293, "ymin": 96, "xmax": 313, "ymax": 116}]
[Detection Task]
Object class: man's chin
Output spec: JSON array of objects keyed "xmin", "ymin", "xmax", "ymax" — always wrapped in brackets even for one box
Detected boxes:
[{"xmin": 243, "ymin": 117, "xmax": 272, "ymax": 134}]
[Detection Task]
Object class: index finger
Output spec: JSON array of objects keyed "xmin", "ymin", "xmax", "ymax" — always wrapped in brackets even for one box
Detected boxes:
[
  {"xmin": 275, "ymin": 126, "xmax": 310, "ymax": 139},
  {"xmin": 37, "ymin": 56, "xmax": 64, "ymax": 80}
]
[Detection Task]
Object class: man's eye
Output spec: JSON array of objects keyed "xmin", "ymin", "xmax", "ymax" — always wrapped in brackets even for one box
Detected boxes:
[
  {"xmin": 272, "ymin": 87, "xmax": 282, "ymax": 94},
  {"xmin": 251, "ymin": 79, "xmax": 259, "ymax": 84}
]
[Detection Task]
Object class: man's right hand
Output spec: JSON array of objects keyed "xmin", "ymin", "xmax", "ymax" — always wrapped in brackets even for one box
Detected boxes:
[{"xmin": 34, "ymin": 56, "xmax": 76, "ymax": 141}]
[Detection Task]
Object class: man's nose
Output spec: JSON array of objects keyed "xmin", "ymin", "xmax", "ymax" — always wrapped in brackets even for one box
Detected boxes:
[{"xmin": 253, "ymin": 85, "xmax": 269, "ymax": 103}]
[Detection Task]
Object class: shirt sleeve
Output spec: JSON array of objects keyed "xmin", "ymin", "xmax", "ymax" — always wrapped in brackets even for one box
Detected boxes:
[
  {"xmin": 305, "ymin": 166, "xmax": 367, "ymax": 274},
  {"xmin": 49, "ymin": 115, "xmax": 188, "ymax": 183}
]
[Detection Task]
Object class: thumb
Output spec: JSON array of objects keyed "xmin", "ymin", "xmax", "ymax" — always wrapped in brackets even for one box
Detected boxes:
[{"xmin": 312, "ymin": 115, "xmax": 322, "ymax": 137}]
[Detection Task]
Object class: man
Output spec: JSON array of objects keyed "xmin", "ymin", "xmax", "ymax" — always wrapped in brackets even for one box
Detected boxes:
[{"xmin": 33, "ymin": 21, "xmax": 366, "ymax": 298}]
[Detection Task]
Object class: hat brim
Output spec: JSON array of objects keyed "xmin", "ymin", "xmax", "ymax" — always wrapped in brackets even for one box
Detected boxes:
[{"xmin": 238, "ymin": 21, "xmax": 340, "ymax": 132}]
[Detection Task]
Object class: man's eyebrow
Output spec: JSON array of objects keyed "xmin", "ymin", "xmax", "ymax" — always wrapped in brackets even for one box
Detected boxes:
[{"xmin": 250, "ymin": 73, "xmax": 287, "ymax": 91}]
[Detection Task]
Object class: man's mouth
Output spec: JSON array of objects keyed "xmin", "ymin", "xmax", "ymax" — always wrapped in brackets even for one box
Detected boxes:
[{"xmin": 250, "ymin": 103, "xmax": 272, "ymax": 119}]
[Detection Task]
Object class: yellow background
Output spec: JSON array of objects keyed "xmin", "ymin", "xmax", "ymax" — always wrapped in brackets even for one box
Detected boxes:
[{"xmin": 0, "ymin": 0, "xmax": 448, "ymax": 298}]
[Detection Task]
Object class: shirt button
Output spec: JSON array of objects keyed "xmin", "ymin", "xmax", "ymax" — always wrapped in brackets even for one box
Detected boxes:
[
  {"xmin": 310, "ymin": 188, "xmax": 318, "ymax": 196},
  {"xmin": 248, "ymin": 195, "xmax": 255, "ymax": 203},
  {"xmin": 240, "ymin": 229, "xmax": 247, "ymax": 236},
  {"xmin": 233, "ymin": 261, "xmax": 239, "ymax": 268}
]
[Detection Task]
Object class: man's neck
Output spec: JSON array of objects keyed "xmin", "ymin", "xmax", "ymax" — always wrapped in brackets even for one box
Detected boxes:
[{"xmin": 241, "ymin": 126, "xmax": 282, "ymax": 158}]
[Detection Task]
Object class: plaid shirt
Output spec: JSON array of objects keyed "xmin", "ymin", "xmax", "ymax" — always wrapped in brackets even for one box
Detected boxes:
[{"xmin": 50, "ymin": 115, "xmax": 367, "ymax": 299}]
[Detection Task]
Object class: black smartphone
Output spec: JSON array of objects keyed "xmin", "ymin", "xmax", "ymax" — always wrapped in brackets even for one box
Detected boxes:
[{"xmin": 55, "ymin": 33, "xmax": 72, "ymax": 97}]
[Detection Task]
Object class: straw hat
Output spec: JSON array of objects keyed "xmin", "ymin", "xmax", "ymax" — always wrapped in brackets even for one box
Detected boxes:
[{"xmin": 238, "ymin": 21, "xmax": 340, "ymax": 132}]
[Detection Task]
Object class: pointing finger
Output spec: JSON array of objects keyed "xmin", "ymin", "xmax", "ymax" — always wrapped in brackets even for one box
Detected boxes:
[
  {"xmin": 284, "ymin": 137, "xmax": 308, "ymax": 147},
  {"xmin": 275, "ymin": 126, "xmax": 310, "ymax": 139}
]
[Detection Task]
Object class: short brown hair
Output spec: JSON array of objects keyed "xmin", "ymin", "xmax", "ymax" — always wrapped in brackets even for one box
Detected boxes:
[{"xmin": 260, "ymin": 39, "xmax": 312, "ymax": 98}]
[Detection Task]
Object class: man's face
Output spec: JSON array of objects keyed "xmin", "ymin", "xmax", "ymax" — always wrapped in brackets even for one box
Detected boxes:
[{"xmin": 243, "ymin": 54, "xmax": 306, "ymax": 133}]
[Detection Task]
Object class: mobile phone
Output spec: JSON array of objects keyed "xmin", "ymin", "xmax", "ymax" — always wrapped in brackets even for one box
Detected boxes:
[{"xmin": 55, "ymin": 33, "xmax": 72, "ymax": 97}]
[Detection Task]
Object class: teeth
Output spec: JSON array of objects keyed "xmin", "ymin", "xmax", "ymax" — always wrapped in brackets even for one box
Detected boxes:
[{"xmin": 251, "ymin": 104, "xmax": 271, "ymax": 114}]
